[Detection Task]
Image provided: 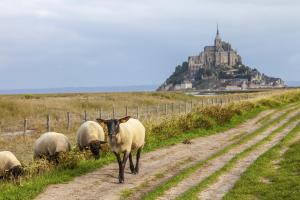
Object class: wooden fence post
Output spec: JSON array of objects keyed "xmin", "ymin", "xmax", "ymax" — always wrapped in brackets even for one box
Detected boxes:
[
  {"xmin": 165, "ymin": 104, "xmax": 167, "ymax": 115},
  {"xmin": 47, "ymin": 115, "xmax": 50, "ymax": 132},
  {"xmin": 172, "ymin": 103, "xmax": 174, "ymax": 114},
  {"xmin": 67, "ymin": 112, "xmax": 71, "ymax": 130},
  {"xmin": 125, "ymin": 105, "xmax": 128, "ymax": 116},
  {"xmin": 84, "ymin": 110, "xmax": 87, "ymax": 121},
  {"xmin": 23, "ymin": 118, "xmax": 27, "ymax": 135},
  {"xmin": 112, "ymin": 106, "xmax": 115, "ymax": 118},
  {"xmin": 136, "ymin": 106, "xmax": 139, "ymax": 119},
  {"xmin": 190, "ymin": 101, "xmax": 193, "ymax": 112},
  {"xmin": 185, "ymin": 102, "xmax": 187, "ymax": 114},
  {"xmin": 179, "ymin": 104, "xmax": 181, "ymax": 113},
  {"xmin": 99, "ymin": 108, "xmax": 102, "ymax": 119},
  {"xmin": 147, "ymin": 106, "xmax": 150, "ymax": 116}
]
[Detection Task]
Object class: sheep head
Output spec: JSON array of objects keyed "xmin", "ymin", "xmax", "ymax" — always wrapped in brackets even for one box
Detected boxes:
[
  {"xmin": 96, "ymin": 116, "xmax": 131, "ymax": 139},
  {"xmin": 10, "ymin": 165, "xmax": 24, "ymax": 185}
]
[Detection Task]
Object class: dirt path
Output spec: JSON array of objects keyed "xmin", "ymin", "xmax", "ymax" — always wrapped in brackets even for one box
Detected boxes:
[
  {"xmin": 198, "ymin": 120, "xmax": 300, "ymax": 200},
  {"xmin": 156, "ymin": 108, "xmax": 300, "ymax": 200},
  {"xmin": 34, "ymin": 110, "xmax": 277, "ymax": 200}
]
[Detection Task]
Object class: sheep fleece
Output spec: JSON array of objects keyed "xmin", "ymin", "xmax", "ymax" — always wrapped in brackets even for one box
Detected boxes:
[
  {"xmin": 77, "ymin": 121, "xmax": 105, "ymax": 148},
  {"xmin": 0, "ymin": 151, "xmax": 21, "ymax": 176},
  {"xmin": 110, "ymin": 118, "xmax": 145, "ymax": 153},
  {"xmin": 34, "ymin": 132, "xmax": 71, "ymax": 157}
]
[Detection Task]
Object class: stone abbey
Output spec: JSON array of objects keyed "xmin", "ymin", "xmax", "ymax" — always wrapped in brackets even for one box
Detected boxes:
[
  {"xmin": 157, "ymin": 26, "xmax": 285, "ymax": 91},
  {"xmin": 188, "ymin": 26, "xmax": 242, "ymax": 76}
]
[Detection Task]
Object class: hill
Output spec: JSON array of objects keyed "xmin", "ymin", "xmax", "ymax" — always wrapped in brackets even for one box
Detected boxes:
[{"xmin": 158, "ymin": 27, "xmax": 285, "ymax": 91}]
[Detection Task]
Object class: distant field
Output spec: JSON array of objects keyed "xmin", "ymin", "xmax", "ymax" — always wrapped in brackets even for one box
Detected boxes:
[{"xmin": 0, "ymin": 89, "xmax": 287, "ymax": 121}]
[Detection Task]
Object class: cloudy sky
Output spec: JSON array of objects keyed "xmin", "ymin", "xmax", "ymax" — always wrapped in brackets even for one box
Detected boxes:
[{"xmin": 0, "ymin": 0, "xmax": 299, "ymax": 89}]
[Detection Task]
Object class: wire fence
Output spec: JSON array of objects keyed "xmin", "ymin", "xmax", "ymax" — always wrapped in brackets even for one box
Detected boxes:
[{"xmin": 0, "ymin": 91, "xmax": 278, "ymax": 138}]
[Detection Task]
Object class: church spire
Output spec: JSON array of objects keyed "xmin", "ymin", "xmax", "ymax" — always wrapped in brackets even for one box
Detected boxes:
[{"xmin": 215, "ymin": 24, "xmax": 222, "ymax": 48}]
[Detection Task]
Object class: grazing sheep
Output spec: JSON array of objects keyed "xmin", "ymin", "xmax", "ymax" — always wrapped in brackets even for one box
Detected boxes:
[
  {"xmin": 97, "ymin": 116, "xmax": 145, "ymax": 183},
  {"xmin": 33, "ymin": 132, "xmax": 71, "ymax": 162},
  {"xmin": 76, "ymin": 121, "xmax": 106, "ymax": 159},
  {"xmin": 0, "ymin": 151, "xmax": 23, "ymax": 185}
]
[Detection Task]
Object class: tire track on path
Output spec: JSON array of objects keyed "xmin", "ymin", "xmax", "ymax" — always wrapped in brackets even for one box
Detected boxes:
[
  {"xmin": 198, "ymin": 119, "xmax": 300, "ymax": 200},
  {"xmin": 156, "ymin": 107, "xmax": 300, "ymax": 200}
]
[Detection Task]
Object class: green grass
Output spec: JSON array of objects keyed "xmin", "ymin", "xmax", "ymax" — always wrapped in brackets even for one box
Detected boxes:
[
  {"xmin": 223, "ymin": 115, "xmax": 300, "ymax": 200},
  {"xmin": 1, "ymin": 91, "xmax": 300, "ymax": 200},
  {"xmin": 141, "ymin": 104, "xmax": 298, "ymax": 200},
  {"xmin": 176, "ymin": 109, "xmax": 300, "ymax": 200}
]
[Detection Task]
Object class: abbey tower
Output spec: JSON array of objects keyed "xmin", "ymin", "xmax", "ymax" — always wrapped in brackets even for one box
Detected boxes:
[{"xmin": 188, "ymin": 26, "xmax": 242, "ymax": 76}]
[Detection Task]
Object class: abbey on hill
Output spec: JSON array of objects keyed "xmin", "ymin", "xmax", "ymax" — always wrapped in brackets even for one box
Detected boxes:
[{"xmin": 158, "ymin": 27, "xmax": 285, "ymax": 91}]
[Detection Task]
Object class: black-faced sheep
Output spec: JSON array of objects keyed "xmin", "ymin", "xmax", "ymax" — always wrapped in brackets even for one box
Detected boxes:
[
  {"xmin": 33, "ymin": 132, "xmax": 71, "ymax": 162},
  {"xmin": 97, "ymin": 116, "xmax": 145, "ymax": 183},
  {"xmin": 76, "ymin": 121, "xmax": 106, "ymax": 160},
  {"xmin": 0, "ymin": 151, "xmax": 24, "ymax": 185}
]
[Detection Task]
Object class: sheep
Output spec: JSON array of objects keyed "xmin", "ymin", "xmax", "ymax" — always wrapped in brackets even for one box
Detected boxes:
[
  {"xmin": 33, "ymin": 132, "xmax": 71, "ymax": 162},
  {"xmin": 76, "ymin": 121, "xmax": 106, "ymax": 160},
  {"xmin": 97, "ymin": 116, "xmax": 145, "ymax": 183},
  {"xmin": 0, "ymin": 151, "xmax": 23, "ymax": 185}
]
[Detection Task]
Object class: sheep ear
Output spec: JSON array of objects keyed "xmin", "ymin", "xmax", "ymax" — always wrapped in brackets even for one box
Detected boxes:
[
  {"xmin": 96, "ymin": 118, "xmax": 107, "ymax": 126},
  {"xmin": 119, "ymin": 116, "xmax": 131, "ymax": 123}
]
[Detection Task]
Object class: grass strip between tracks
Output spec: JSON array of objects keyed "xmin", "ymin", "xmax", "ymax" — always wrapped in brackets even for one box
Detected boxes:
[
  {"xmin": 176, "ymin": 109, "xmax": 300, "ymax": 200},
  {"xmin": 141, "ymin": 104, "xmax": 299, "ymax": 200},
  {"xmin": 223, "ymin": 114, "xmax": 300, "ymax": 200}
]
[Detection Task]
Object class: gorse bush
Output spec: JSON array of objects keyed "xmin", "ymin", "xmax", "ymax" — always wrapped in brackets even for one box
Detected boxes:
[
  {"xmin": 57, "ymin": 150, "xmax": 82, "ymax": 170},
  {"xmin": 230, "ymin": 101, "xmax": 256, "ymax": 114},
  {"xmin": 23, "ymin": 159, "xmax": 55, "ymax": 179},
  {"xmin": 199, "ymin": 105, "xmax": 239, "ymax": 125},
  {"xmin": 148, "ymin": 101, "xmax": 258, "ymax": 141},
  {"xmin": 257, "ymin": 98, "xmax": 281, "ymax": 108},
  {"xmin": 20, "ymin": 149, "xmax": 85, "ymax": 181},
  {"xmin": 179, "ymin": 113, "xmax": 215, "ymax": 130}
]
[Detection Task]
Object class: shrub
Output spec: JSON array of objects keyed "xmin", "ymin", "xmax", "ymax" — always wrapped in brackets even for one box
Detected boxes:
[
  {"xmin": 231, "ymin": 101, "xmax": 256, "ymax": 114},
  {"xmin": 57, "ymin": 150, "xmax": 82, "ymax": 170},
  {"xmin": 199, "ymin": 105, "xmax": 238, "ymax": 125},
  {"xmin": 24, "ymin": 159, "xmax": 55, "ymax": 178},
  {"xmin": 257, "ymin": 99, "xmax": 281, "ymax": 108},
  {"xmin": 178, "ymin": 113, "xmax": 215, "ymax": 130}
]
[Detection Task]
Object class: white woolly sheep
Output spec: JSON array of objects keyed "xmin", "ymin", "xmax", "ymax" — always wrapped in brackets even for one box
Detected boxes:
[
  {"xmin": 0, "ymin": 151, "xmax": 23, "ymax": 185},
  {"xmin": 97, "ymin": 116, "xmax": 145, "ymax": 183},
  {"xmin": 76, "ymin": 121, "xmax": 106, "ymax": 159},
  {"xmin": 33, "ymin": 132, "xmax": 71, "ymax": 162}
]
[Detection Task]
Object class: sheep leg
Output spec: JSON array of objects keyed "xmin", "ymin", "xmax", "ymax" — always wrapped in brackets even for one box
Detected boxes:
[
  {"xmin": 135, "ymin": 148, "xmax": 142, "ymax": 174},
  {"xmin": 114, "ymin": 152, "xmax": 123, "ymax": 183},
  {"xmin": 120, "ymin": 152, "xmax": 129, "ymax": 183},
  {"xmin": 129, "ymin": 153, "xmax": 136, "ymax": 174}
]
